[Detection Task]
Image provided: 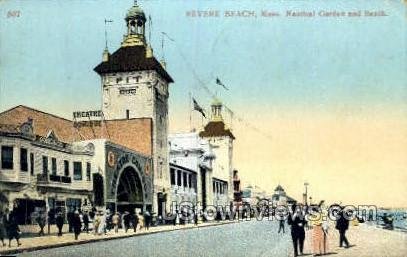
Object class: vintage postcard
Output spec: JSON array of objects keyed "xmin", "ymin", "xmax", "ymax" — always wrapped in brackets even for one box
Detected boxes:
[{"xmin": 0, "ymin": 0, "xmax": 406, "ymax": 256}]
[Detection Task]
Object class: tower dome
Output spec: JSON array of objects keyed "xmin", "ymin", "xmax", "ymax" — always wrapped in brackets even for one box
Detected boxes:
[
  {"xmin": 125, "ymin": 4, "xmax": 146, "ymax": 22},
  {"xmin": 122, "ymin": 2, "xmax": 147, "ymax": 46}
]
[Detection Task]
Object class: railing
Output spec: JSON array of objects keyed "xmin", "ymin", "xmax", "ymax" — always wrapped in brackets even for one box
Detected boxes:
[
  {"xmin": 37, "ymin": 173, "xmax": 74, "ymax": 185},
  {"xmin": 49, "ymin": 174, "xmax": 72, "ymax": 183}
]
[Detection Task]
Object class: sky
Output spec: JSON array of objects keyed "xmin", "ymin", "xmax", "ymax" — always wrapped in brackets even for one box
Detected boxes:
[{"xmin": 0, "ymin": 0, "xmax": 406, "ymax": 207}]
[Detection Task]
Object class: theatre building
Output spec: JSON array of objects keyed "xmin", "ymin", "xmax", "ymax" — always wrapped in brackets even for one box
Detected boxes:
[{"xmin": 0, "ymin": 104, "xmax": 156, "ymax": 224}]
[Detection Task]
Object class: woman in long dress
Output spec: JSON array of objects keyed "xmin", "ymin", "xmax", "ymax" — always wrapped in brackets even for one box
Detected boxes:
[
  {"xmin": 310, "ymin": 206, "xmax": 328, "ymax": 256},
  {"xmin": 138, "ymin": 212, "xmax": 144, "ymax": 231}
]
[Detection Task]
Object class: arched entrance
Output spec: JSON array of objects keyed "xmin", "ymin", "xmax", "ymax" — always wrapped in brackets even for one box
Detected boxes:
[{"xmin": 115, "ymin": 166, "xmax": 144, "ymax": 214}]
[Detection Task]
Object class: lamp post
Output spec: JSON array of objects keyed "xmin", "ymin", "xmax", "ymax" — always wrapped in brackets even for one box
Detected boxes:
[{"xmin": 304, "ymin": 182, "xmax": 309, "ymax": 205}]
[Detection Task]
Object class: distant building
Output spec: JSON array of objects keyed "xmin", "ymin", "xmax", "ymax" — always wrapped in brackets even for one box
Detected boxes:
[
  {"xmin": 241, "ymin": 185, "xmax": 267, "ymax": 206},
  {"xmin": 271, "ymin": 185, "xmax": 296, "ymax": 206}
]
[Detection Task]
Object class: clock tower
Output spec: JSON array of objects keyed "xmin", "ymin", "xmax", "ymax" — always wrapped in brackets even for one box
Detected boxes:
[{"xmin": 94, "ymin": 2, "xmax": 174, "ymax": 214}]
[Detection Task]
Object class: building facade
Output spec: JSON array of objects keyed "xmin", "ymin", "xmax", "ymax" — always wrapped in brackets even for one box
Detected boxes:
[
  {"xmin": 168, "ymin": 132, "xmax": 214, "ymax": 210},
  {"xmin": 0, "ymin": 119, "xmax": 93, "ymax": 224}
]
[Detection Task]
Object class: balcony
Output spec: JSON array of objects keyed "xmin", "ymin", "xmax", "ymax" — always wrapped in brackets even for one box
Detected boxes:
[
  {"xmin": 49, "ymin": 174, "xmax": 72, "ymax": 183},
  {"xmin": 36, "ymin": 174, "xmax": 90, "ymax": 191}
]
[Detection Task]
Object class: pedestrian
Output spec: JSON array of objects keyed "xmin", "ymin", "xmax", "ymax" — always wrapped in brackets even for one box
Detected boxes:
[
  {"xmin": 336, "ymin": 207, "xmax": 350, "ymax": 248},
  {"xmin": 47, "ymin": 209, "xmax": 55, "ymax": 235},
  {"xmin": 93, "ymin": 213, "xmax": 101, "ymax": 235},
  {"xmin": 278, "ymin": 215, "xmax": 285, "ymax": 234},
  {"xmin": 144, "ymin": 211, "xmax": 151, "ymax": 230},
  {"xmin": 172, "ymin": 211, "xmax": 177, "ymax": 226},
  {"xmin": 99, "ymin": 211, "xmax": 107, "ymax": 235},
  {"xmin": 123, "ymin": 211, "xmax": 130, "ymax": 233},
  {"xmin": 55, "ymin": 212, "xmax": 64, "ymax": 236},
  {"xmin": 67, "ymin": 209, "xmax": 74, "ymax": 233},
  {"xmin": 194, "ymin": 212, "xmax": 199, "ymax": 226},
  {"xmin": 310, "ymin": 203, "xmax": 328, "ymax": 256},
  {"xmin": 6, "ymin": 214, "xmax": 21, "ymax": 247},
  {"xmin": 287, "ymin": 204, "xmax": 307, "ymax": 257},
  {"xmin": 0, "ymin": 212, "xmax": 7, "ymax": 246},
  {"xmin": 82, "ymin": 211, "xmax": 89, "ymax": 233},
  {"xmin": 72, "ymin": 211, "xmax": 82, "ymax": 240},
  {"xmin": 36, "ymin": 210, "xmax": 46, "ymax": 236},
  {"xmin": 112, "ymin": 212, "xmax": 120, "ymax": 233},
  {"xmin": 105, "ymin": 209, "xmax": 112, "ymax": 232},
  {"xmin": 133, "ymin": 211, "xmax": 139, "ymax": 233},
  {"xmin": 138, "ymin": 212, "xmax": 144, "ymax": 230}
]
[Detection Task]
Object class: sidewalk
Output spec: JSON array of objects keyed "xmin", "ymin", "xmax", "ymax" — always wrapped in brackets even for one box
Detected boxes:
[
  {"xmin": 304, "ymin": 223, "xmax": 407, "ymax": 257},
  {"xmin": 0, "ymin": 221, "xmax": 236, "ymax": 255}
]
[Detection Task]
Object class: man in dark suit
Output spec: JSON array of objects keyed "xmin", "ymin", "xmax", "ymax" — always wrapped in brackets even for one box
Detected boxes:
[
  {"xmin": 287, "ymin": 204, "xmax": 307, "ymax": 257},
  {"xmin": 335, "ymin": 207, "xmax": 350, "ymax": 248}
]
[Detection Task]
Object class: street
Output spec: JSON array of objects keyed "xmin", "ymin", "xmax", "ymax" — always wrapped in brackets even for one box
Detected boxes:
[{"xmin": 19, "ymin": 220, "xmax": 292, "ymax": 257}]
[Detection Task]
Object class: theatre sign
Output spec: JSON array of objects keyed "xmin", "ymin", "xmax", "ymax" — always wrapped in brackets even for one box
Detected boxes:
[{"xmin": 73, "ymin": 110, "xmax": 103, "ymax": 127}]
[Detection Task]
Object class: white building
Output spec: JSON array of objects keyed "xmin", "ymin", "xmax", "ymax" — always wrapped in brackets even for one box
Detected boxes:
[
  {"xmin": 199, "ymin": 99, "xmax": 235, "ymax": 207},
  {"xmin": 168, "ymin": 132, "xmax": 215, "ymax": 209},
  {"xmin": 0, "ymin": 118, "xmax": 93, "ymax": 223}
]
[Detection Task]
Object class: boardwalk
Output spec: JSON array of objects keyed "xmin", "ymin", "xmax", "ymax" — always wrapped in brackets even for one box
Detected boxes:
[{"xmin": 1, "ymin": 220, "xmax": 406, "ymax": 257}]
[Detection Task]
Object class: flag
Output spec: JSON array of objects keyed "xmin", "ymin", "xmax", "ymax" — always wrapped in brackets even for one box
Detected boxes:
[
  {"xmin": 216, "ymin": 77, "xmax": 228, "ymax": 90},
  {"xmin": 192, "ymin": 98, "xmax": 206, "ymax": 118}
]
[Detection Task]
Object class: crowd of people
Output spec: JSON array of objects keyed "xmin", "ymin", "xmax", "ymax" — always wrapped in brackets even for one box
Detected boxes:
[
  {"xmin": 0, "ymin": 210, "xmax": 22, "ymax": 247},
  {"xmin": 282, "ymin": 202, "xmax": 352, "ymax": 257},
  {"xmin": 56, "ymin": 209, "xmax": 154, "ymax": 240},
  {"xmin": 0, "ymin": 208, "xmax": 156, "ymax": 247}
]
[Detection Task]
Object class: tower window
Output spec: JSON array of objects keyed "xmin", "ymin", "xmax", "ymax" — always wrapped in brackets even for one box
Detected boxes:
[
  {"xmin": 126, "ymin": 110, "xmax": 130, "ymax": 119},
  {"xmin": 116, "ymin": 77, "xmax": 122, "ymax": 83},
  {"xmin": 126, "ymin": 77, "xmax": 129, "ymax": 83}
]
